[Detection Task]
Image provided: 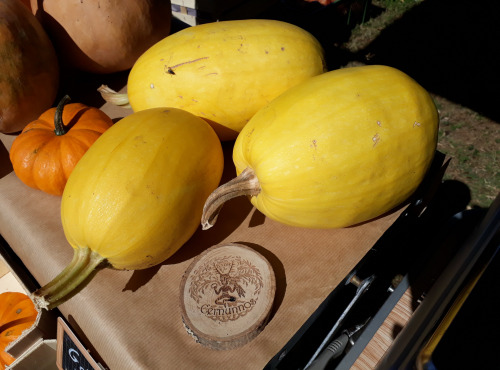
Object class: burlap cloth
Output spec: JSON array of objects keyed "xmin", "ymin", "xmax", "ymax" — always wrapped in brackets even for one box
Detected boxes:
[{"xmin": 0, "ymin": 75, "xmax": 402, "ymax": 369}]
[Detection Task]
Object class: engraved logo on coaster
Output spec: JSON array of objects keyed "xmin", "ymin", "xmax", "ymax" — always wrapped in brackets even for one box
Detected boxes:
[
  {"xmin": 180, "ymin": 243, "xmax": 276, "ymax": 349},
  {"xmin": 188, "ymin": 254, "xmax": 264, "ymax": 322}
]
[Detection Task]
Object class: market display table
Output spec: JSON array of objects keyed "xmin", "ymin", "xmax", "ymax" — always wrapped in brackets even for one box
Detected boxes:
[{"xmin": 0, "ymin": 73, "xmax": 405, "ymax": 369}]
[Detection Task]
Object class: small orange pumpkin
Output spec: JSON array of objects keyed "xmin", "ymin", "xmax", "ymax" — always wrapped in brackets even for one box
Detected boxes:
[
  {"xmin": 0, "ymin": 292, "xmax": 38, "ymax": 368},
  {"xmin": 10, "ymin": 95, "xmax": 114, "ymax": 196}
]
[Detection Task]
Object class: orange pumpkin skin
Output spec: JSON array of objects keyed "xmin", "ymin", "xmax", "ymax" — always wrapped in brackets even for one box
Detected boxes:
[
  {"xmin": 0, "ymin": 292, "xmax": 38, "ymax": 368},
  {"xmin": 30, "ymin": 0, "xmax": 172, "ymax": 74},
  {"xmin": 9, "ymin": 97, "xmax": 114, "ymax": 196},
  {"xmin": 0, "ymin": 0, "xmax": 59, "ymax": 134}
]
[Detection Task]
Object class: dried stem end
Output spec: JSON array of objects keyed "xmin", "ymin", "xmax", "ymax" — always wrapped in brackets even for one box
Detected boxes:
[
  {"xmin": 201, "ymin": 167, "xmax": 261, "ymax": 230},
  {"xmin": 97, "ymin": 85, "xmax": 132, "ymax": 109},
  {"xmin": 31, "ymin": 247, "xmax": 108, "ymax": 310}
]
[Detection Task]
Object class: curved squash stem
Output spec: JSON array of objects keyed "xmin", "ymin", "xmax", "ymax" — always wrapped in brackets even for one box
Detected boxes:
[
  {"xmin": 54, "ymin": 95, "xmax": 71, "ymax": 136},
  {"xmin": 97, "ymin": 85, "xmax": 132, "ymax": 109},
  {"xmin": 31, "ymin": 247, "xmax": 108, "ymax": 311},
  {"xmin": 201, "ymin": 167, "xmax": 261, "ymax": 230},
  {"xmin": 34, "ymin": 248, "xmax": 84, "ymax": 293}
]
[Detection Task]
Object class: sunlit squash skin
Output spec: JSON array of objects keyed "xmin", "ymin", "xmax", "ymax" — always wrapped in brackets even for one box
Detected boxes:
[
  {"xmin": 203, "ymin": 65, "xmax": 438, "ymax": 229},
  {"xmin": 125, "ymin": 19, "xmax": 326, "ymax": 140},
  {"xmin": 61, "ymin": 108, "xmax": 224, "ymax": 270},
  {"xmin": 32, "ymin": 107, "xmax": 224, "ymax": 311}
]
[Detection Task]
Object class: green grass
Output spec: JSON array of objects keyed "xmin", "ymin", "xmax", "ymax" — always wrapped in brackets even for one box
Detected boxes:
[
  {"xmin": 344, "ymin": 0, "xmax": 424, "ymax": 52},
  {"xmin": 343, "ymin": 0, "xmax": 500, "ymax": 209}
]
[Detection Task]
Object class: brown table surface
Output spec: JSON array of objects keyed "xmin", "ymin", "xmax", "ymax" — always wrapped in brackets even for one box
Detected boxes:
[{"xmin": 0, "ymin": 72, "xmax": 404, "ymax": 369}]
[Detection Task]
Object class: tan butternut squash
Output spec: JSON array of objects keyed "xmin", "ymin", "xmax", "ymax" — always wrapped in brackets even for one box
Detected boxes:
[{"xmin": 0, "ymin": 0, "xmax": 59, "ymax": 133}]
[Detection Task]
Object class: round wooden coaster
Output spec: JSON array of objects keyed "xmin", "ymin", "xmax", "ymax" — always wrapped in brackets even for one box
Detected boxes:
[{"xmin": 180, "ymin": 242, "xmax": 276, "ymax": 350}]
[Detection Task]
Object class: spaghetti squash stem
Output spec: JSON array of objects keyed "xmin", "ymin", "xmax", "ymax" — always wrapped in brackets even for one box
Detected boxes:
[
  {"xmin": 31, "ymin": 247, "xmax": 108, "ymax": 310},
  {"xmin": 97, "ymin": 85, "xmax": 132, "ymax": 109},
  {"xmin": 201, "ymin": 167, "xmax": 261, "ymax": 230}
]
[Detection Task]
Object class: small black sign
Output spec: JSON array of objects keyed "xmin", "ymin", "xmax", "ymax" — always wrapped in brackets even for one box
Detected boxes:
[{"xmin": 56, "ymin": 317, "xmax": 101, "ymax": 370}]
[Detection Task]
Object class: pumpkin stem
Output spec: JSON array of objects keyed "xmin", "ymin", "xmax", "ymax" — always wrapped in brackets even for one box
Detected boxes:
[
  {"xmin": 201, "ymin": 167, "xmax": 261, "ymax": 230},
  {"xmin": 54, "ymin": 95, "xmax": 71, "ymax": 136},
  {"xmin": 31, "ymin": 247, "xmax": 108, "ymax": 310},
  {"xmin": 97, "ymin": 85, "xmax": 132, "ymax": 109}
]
